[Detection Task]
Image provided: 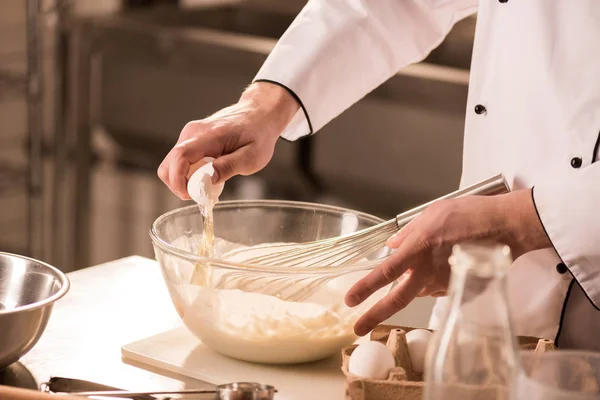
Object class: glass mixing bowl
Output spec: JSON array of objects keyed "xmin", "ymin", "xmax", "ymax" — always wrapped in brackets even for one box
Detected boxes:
[{"xmin": 150, "ymin": 200, "xmax": 393, "ymax": 364}]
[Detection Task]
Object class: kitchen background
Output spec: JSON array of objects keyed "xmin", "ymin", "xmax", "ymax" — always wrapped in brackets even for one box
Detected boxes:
[{"xmin": 0, "ymin": 0, "xmax": 475, "ymax": 327}]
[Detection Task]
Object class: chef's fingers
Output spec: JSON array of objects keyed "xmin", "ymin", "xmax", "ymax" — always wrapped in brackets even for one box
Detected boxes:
[
  {"xmin": 353, "ymin": 269, "xmax": 424, "ymax": 336},
  {"xmin": 211, "ymin": 145, "xmax": 254, "ymax": 184},
  {"xmin": 386, "ymin": 220, "xmax": 414, "ymax": 249},
  {"xmin": 345, "ymin": 234, "xmax": 421, "ymax": 307},
  {"xmin": 169, "ymin": 153, "xmax": 193, "ymax": 200},
  {"xmin": 157, "ymin": 161, "xmax": 171, "ymax": 190},
  {"xmin": 158, "ymin": 136, "xmax": 224, "ymax": 199},
  {"xmin": 158, "ymin": 159, "xmax": 189, "ymax": 200}
]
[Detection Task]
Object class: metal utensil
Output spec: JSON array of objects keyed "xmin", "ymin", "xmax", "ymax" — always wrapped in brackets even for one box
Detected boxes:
[
  {"xmin": 211, "ymin": 174, "xmax": 509, "ymax": 301},
  {"xmin": 0, "ymin": 252, "xmax": 70, "ymax": 368},
  {"xmin": 41, "ymin": 377, "xmax": 158, "ymax": 400},
  {"xmin": 228, "ymin": 174, "xmax": 508, "ymax": 268},
  {"xmin": 63, "ymin": 382, "xmax": 277, "ymax": 400}
]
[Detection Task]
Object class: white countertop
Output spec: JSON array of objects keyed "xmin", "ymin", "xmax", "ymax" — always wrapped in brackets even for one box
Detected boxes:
[{"xmin": 20, "ymin": 256, "xmax": 214, "ymax": 392}]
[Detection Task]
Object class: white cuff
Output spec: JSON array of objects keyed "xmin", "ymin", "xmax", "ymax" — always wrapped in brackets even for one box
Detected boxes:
[
  {"xmin": 252, "ymin": 79, "xmax": 312, "ymax": 141},
  {"xmin": 532, "ymin": 178, "xmax": 600, "ymax": 310}
]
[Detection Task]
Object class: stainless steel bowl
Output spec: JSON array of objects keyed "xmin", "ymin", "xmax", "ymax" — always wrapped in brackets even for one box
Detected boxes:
[{"xmin": 0, "ymin": 252, "xmax": 70, "ymax": 369}]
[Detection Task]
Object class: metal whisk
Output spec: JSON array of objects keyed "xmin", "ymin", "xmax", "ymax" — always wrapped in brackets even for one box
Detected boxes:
[
  {"xmin": 211, "ymin": 174, "xmax": 509, "ymax": 302},
  {"xmin": 236, "ymin": 174, "xmax": 509, "ymax": 268}
]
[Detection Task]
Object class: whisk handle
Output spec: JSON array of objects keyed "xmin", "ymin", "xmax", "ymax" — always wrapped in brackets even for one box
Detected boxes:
[{"xmin": 395, "ymin": 173, "xmax": 510, "ymax": 228}]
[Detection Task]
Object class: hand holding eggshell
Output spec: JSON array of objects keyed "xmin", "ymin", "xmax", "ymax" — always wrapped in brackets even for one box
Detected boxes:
[{"xmin": 187, "ymin": 157, "xmax": 225, "ymax": 208}]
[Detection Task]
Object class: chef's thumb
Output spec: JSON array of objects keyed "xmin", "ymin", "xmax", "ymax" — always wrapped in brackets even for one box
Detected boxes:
[{"xmin": 211, "ymin": 149, "xmax": 249, "ymax": 184}]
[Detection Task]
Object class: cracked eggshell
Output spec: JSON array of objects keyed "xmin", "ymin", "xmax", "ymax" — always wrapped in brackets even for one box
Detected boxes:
[{"xmin": 187, "ymin": 157, "xmax": 225, "ymax": 206}]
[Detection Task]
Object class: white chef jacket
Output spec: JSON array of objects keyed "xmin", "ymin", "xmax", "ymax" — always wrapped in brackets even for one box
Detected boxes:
[{"xmin": 253, "ymin": 0, "xmax": 600, "ymax": 350}]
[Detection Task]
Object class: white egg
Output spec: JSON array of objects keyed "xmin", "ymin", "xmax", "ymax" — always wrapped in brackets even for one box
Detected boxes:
[
  {"xmin": 348, "ymin": 341, "xmax": 396, "ymax": 380},
  {"xmin": 187, "ymin": 157, "xmax": 224, "ymax": 207},
  {"xmin": 405, "ymin": 329, "xmax": 432, "ymax": 374}
]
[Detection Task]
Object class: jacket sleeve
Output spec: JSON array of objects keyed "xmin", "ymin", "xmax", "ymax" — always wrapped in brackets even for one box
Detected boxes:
[
  {"xmin": 253, "ymin": 0, "xmax": 478, "ymax": 141},
  {"xmin": 533, "ymin": 162, "xmax": 600, "ymax": 309}
]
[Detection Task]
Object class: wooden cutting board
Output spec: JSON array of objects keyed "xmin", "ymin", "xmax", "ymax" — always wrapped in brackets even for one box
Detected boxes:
[{"xmin": 121, "ymin": 326, "xmax": 359, "ymax": 400}]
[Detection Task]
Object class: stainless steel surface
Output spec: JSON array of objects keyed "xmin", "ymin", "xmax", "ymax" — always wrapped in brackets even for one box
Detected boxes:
[
  {"xmin": 19, "ymin": 256, "xmax": 213, "ymax": 394},
  {"xmin": 63, "ymin": 2, "xmax": 477, "ymax": 271},
  {"xmin": 26, "ymin": 0, "xmax": 45, "ymax": 260},
  {"xmin": 0, "ymin": 252, "xmax": 70, "ymax": 369},
  {"xmin": 237, "ymin": 174, "xmax": 509, "ymax": 270},
  {"xmin": 63, "ymin": 382, "xmax": 277, "ymax": 399}
]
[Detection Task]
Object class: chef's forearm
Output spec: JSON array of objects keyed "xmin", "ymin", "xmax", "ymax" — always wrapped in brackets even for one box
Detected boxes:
[
  {"xmin": 495, "ymin": 189, "xmax": 553, "ymax": 259},
  {"xmin": 239, "ymin": 82, "xmax": 300, "ymax": 139}
]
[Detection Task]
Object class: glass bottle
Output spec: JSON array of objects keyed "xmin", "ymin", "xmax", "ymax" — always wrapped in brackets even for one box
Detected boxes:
[{"xmin": 423, "ymin": 241, "xmax": 520, "ymax": 400}]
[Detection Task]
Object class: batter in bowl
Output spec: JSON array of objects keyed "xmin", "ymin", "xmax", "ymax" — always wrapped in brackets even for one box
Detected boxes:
[
  {"xmin": 179, "ymin": 283, "xmax": 358, "ymax": 364},
  {"xmin": 170, "ymin": 238, "xmax": 374, "ymax": 364}
]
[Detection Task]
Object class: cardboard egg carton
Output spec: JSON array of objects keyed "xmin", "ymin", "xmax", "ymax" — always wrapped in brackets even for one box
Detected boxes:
[{"xmin": 341, "ymin": 325, "xmax": 555, "ymax": 400}]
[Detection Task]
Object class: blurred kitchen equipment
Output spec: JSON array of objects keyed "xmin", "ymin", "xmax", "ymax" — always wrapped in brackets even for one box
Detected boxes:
[
  {"xmin": 62, "ymin": 382, "xmax": 277, "ymax": 400},
  {"xmin": 423, "ymin": 242, "xmax": 520, "ymax": 400},
  {"xmin": 0, "ymin": 0, "xmax": 50, "ymax": 259},
  {"xmin": 0, "ymin": 252, "xmax": 70, "ymax": 369},
  {"xmin": 233, "ymin": 174, "xmax": 509, "ymax": 269},
  {"xmin": 517, "ymin": 350, "xmax": 600, "ymax": 399},
  {"xmin": 63, "ymin": 2, "xmax": 476, "ymax": 272},
  {"xmin": 150, "ymin": 200, "xmax": 392, "ymax": 364}
]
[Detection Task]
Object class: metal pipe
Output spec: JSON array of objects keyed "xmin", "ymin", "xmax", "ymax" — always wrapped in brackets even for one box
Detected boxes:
[
  {"xmin": 51, "ymin": 0, "xmax": 71, "ymax": 267},
  {"xmin": 26, "ymin": 0, "xmax": 44, "ymax": 260},
  {"xmin": 70, "ymin": 25, "xmax": 93, "ymax": 272}
]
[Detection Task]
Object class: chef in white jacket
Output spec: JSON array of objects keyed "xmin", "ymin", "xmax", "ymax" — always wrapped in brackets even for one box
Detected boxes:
[{"xmin": 158, "ymin": 0, "xmax": 600, "ymax": 350}]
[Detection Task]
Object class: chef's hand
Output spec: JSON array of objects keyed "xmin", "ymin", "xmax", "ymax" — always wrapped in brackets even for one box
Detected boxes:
[
  {"xmin": 345, "ymin": 189, "xmax": 552, "ymax": 336},
  {"xmin": 158, "ymin": 82, "xmax": 299, "ymax": 199}
]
